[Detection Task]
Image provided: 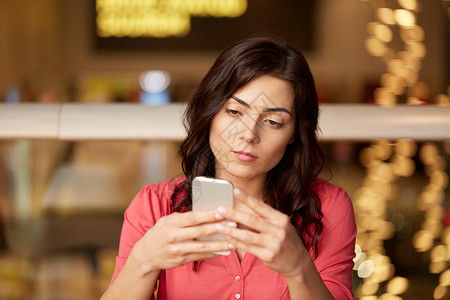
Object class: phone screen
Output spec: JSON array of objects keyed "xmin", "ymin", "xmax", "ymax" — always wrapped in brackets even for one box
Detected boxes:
[
  {"xmin": 192, "ymin": 176, "xmax": 233, "ymax": 255},
  {"xmin": 192, "ymin": 176, "xmax": 233, "ymax": 211}
]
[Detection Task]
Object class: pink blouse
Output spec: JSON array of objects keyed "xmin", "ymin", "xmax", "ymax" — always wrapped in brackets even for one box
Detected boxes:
[{"xmin": 111, "ymin": 177, "xmax": 356, "ymax": 299}]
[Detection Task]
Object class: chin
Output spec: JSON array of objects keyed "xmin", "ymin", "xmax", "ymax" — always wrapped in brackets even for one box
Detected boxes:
[{"xmin": 222, "ymin": 166, "xmax": 263, "ymax": 181}]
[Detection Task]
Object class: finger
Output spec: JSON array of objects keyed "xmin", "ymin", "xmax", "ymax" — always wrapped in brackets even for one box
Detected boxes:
[
  {"xmin": 183, "ymin": 252, "xmax": 219, "ymax": 263},
  {"xmin": 216, "ymin": 224, "xmax": 264, "ymax": 246},
  {"xmin": 168, "ymin": 240, "xmax": 235, "ymax": 256},
  {"xmin": 233, "ymin": 188, "xmax": 282, "ymax": 218},
  {"xmin": 217, "ymin": 223, "xmax": 285, "ymax": 252},
  {"xmin": 217, "ymin": 206, "xmax": 278, "ymax": 235},
  {"xmin": 167, "ymin": 210, "xmax": 220, "ymax": 227},
  {"xmin": 166, "ymin": 222, "xmax": 235, "ymax": 243},
  {"xmin": 233, "ymin": 188, "xmax": 289, "ymax": 225},
  {"xmin": 226, "ymin": 237, "xmax": 273, "ymax": 262}
]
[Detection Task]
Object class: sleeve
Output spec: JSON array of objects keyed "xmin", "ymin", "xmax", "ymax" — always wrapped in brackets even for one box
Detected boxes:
[
  {"xmin": 110, "ymin": 184, "xmax": 168, "ymax": 284},
  {"xmin": 313, "ymin": 184, "xmax": 357, "ymax": 300}
]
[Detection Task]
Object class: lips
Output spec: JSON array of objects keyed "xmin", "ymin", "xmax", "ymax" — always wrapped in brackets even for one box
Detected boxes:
[{"xmin": 232, "ymin": 151, "xmax": 257, "ymax": 162}]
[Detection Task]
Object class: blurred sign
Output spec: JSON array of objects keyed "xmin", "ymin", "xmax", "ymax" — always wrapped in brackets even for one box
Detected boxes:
[
  {"xmin": 93, "ymin": 0, "xmax": 317, "ymax": 52},
  {"xmin": 96, "ymin": 0, "xmax": 248, "ymax": 38}
]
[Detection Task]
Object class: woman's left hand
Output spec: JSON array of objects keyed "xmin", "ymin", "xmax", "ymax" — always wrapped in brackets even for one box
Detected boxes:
[{"xmin": 215, "ymin": 188, "xmax": 309, "ymax": 279}]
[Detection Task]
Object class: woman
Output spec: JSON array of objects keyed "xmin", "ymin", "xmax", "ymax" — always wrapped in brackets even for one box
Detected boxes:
[{"xmin": 101, "ymin": 36, "xmax": 356, "ymax": 300}]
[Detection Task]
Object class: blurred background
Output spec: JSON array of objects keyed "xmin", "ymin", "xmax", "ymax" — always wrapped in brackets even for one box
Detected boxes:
[{"xmin": 0, "ymin": 0, "xmax": 449, "ymax": 299}]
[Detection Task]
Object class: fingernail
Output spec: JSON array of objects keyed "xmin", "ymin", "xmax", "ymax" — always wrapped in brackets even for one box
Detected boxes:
[
  {"xmin": 228, "ymin": 243, "xmax": 236, "ymax": 250},
  {"xmin": 234, "ymin": 188, "xmax": 242, "ymax": 195},
  {"xmin": 217, "ymin": 206, "xmax": 228, "ymax": 214},
  {"xmin": 215, "ymin": 212, "xmax": 224, "ymax": 220},
  {"xmin": 226, "ymin": 222, "xmax": 237, "ymax": 228},
  {"xmin": 215, "ymin": 223, "xmax": 225, "ymax": 232}
]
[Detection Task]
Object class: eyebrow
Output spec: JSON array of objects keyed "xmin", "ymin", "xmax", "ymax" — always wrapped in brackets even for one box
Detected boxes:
[{"xmin": 231, "ymin": 95, "xmax": 293, "ymax": 116}]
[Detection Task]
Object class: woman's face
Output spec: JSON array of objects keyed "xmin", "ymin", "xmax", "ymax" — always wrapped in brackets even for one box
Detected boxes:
[{"xmin": 209, "ymin": 75, "xmax": 296, "ymax": 183}]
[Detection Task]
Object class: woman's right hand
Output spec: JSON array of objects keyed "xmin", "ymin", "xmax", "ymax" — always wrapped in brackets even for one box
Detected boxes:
[{"xmin": 131, "ymin": 210, "xmax": 234, "ymax": 275}]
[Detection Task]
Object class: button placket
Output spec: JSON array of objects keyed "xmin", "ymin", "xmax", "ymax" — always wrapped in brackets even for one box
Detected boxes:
[{"xmin": 224, "ymin": 251, "xmax": 244, "ymax": 299}]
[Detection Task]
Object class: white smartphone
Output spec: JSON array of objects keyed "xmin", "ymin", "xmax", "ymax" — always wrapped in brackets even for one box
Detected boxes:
[{"xmin": 192, "ymin": 176, "xmax": 234, "ymax": 255}]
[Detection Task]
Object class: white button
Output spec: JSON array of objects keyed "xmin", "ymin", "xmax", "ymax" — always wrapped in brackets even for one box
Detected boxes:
[
  {"xmin": 235, "ymin": 276, "xmax": 241, "ymax": 281},
  {"xmin": 235, "ymin": 294, "xmax": 241, "ymax": 299}
]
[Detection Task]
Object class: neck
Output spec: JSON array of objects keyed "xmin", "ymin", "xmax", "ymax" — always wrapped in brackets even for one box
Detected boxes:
[{"xmin": 214, "ymin": 170, "xmax": 266, "ymax": 200}]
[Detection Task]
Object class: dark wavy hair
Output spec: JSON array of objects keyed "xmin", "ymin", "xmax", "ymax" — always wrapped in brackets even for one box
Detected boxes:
[{"xmin": 171, "ymin": 36, "xmax": 325, "ymax": 254}]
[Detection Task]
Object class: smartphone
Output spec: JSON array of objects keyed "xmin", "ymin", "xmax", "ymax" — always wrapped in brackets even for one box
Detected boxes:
[{"xmin": 192, "ymin": 176, "xmax": 234, "ymax": 255}]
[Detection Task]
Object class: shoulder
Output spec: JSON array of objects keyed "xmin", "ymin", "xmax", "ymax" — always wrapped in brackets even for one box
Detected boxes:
[
  {"xmin": 313, "ymin": 178, "xmax": 353, "ymax": 213},
  {"xmin": 312, "ymin": 179, "xmax": 357, "ymax": 299},
  {"xmin": 312, "ymin": 178, "xmax": 356, "ymax": 245},
  {"xmin": 139, "ymin": 175, "xmax": 186, "ymax": 202},
  {"xmin": 312, "ymin": 178, "xmax": 356, "ymax": 251},
  {"xmin": 125, "ymin": 176, "xmax": 186, "ymax": 224}
]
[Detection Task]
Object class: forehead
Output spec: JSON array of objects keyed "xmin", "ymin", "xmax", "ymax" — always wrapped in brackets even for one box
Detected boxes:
[{"xmin": 232, "ymin": 75, "xmax": 295, "ymax": 110}]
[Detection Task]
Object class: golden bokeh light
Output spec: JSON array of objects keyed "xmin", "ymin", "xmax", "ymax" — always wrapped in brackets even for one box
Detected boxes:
[
  {"xmin": 430, "ymin": 261, "xmax": 448, "ymax": 274},
  {"xmin": 366, "ymin": 37, "xmax": 387, "ymax": 57},
  {"xmin": 394, "ymin": 9, "xmax": 417, "ymax": 27},
  {"xmin": 360, "ymin": 281, "xmax": 380, "ymax": 296},
  {"xmin": 375, "ymin": 140, "xmax": 393, "ymax": 160},
  {"xmin": 391, "ymin": 155, "xmax": 415, "ymax": 177},
  {"xmin": 436, "ymin": 94, "xmax": 450, "ymax": 106},
  {"xmin": 374, "ymin": 87, "xmax": 396, "ymax": 106},
  {"xmin": 423, "ymin": 219, "xmax": 443, "ymax": 238},
  {"xmin": 443, "ymin": 228, "xmax": 450, "ymax": 244},
  {"xmin": 397, "ymin": 0, "xmax": 419, "ymax": 11},
  {"xmin": 430, "ymin": 244, "xmax": 448, "ymax": 262},
  {"xmin": 395, "ymin": 139, "xmax": 417, "ymax": 157},
  {"xmin": 405, "ymin": 70, "xmax": 419, "ymax": 86},
  {"xmin": 362, "ymin": 2, "xmax": 448, "ymax": 298},
  {"xmin": 433, "ymin": 284, "xmax": 448, "ymax": 299},
  {"xmin": 359, "ymin": 296, "xmax": 378, "ymax": 300},
  {"xmin": 430, "ymin": 171, "xmax": 449, "ymax": 190},
  {"xmin": 398, "ymin": 51, "xmax": 422, "ymax": 71},
  {"xmin": 439, "ymin": 269, "xmax": 450, "ymax": 286},
  {"xmin": 360, "ymin": 147, "xmax": 375, "ymax": 167},
  {"xmin": 374, "ymin": 23, "xmax": 394, "ymax": 42},
  {"xmin": 366, "ymin": 22, "xmax": 379, "ymax": 35},
  {"xmin": 387, "ymin": 59, "xmax": 408, "ymax": 79},
  {"xmin": 373, "ymin": 220, "xmax": 395, "ymax": 240},
  {"xmin": 374, "ymin": 262, "xmax": 396, "ymax": 283},
  {"xmin": 368, "ymin": 162, "xmax": 394, "ymax": 181},
  {"xmin": 426, "ymin": 206, "xmax": 445, "ymax": 220},
  {"xmin": 382, "ymin": 74, "xmax": 406, "ymax": 95},
  {"xmin": 377, "ymin": 7, "xmax": 396, "ymax": 25},
  {"xmin": 382, "ymin": 48, "xmax": 396, "ymax": 63},
  {"xmin": 387, "ymin": 276, "xmax": 409, "ymax": 295},
  {"xmin": 409, "ymin": 81, "xmax": 430, "ymax": 100},
  {"xmin": 366, "ymin": 238, "xmax": 386, "ymax": 254},
  {"xmin": 418, "ymin": 184, "xmax": 443, "ymax": 210},
  {"xmin": 379, "ymin": 293, "xmax": 402, "ymax": 300},
  {"xmin": 399, "ymin": 26, "xmax": 425, "ymax": 42},
  {"xmin": 420, "ymin": 143, "xmax": 439, "ymax": 164},
  {"xmin": 406, "ymin": 41, "xmax": 427, "ymax": 58},
  {"xmin": 406, "ymin": 96, "xmax": 426, "ymax": 105},
  {"xmin": 413, "ymin": 230, "xmax": 434, "ymax": 252}
]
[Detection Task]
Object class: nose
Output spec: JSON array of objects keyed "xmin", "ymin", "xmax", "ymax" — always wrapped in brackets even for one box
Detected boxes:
[{"xmin": 239, "ymin": 117, "xmax": 260, "ymax": 144}]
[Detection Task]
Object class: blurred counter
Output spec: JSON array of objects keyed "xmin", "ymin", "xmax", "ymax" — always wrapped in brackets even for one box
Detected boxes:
[{"xmin": 0, "ymin": 103, "xmax": 449, "ymax": 141}]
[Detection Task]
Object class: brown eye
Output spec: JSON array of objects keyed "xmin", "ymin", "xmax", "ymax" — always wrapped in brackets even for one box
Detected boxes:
[
  {"xmin": 264, "ymin": 119, "xmax": 283, "ymax": 129},
  {"xmin": 225, "ymin": 109, "xmax": 242, "ymax": 117}
]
